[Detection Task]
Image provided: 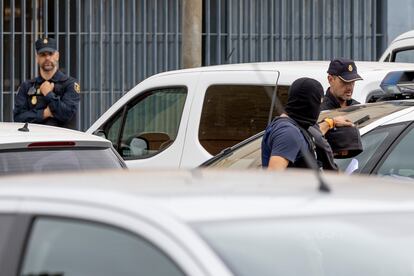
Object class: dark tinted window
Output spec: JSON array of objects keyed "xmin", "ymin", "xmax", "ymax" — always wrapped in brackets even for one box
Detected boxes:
[
  {"xmin": 0, "ymin": 148, "xmax": 123, "ymax": 174},
  {"xmin": 21, "ymin": 218, "xmax": 185, "ymax": 276},
  {"xmin": 199, "ymin": 85, "xmax": 287, "ymax": 155}
]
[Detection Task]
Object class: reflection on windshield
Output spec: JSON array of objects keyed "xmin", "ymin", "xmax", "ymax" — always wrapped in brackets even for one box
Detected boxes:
[
  {"xmin": 195, "ymin": 214, "xmax": 414, "ymax": 276},
  {"xmin": 320, "ymin": 101, "xmax": 414, "ymax": 128},
  {"xmin": 207, "ymin": 101, "xmax": 414, "ymax": 169}
]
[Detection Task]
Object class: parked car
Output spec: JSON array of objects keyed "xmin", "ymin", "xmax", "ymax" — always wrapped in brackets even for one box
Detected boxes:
[
  {"xmin": 87, "ymin": 61, "xmax": 414, "ymax": 169},
  {"xmin": 203, "ymin": 100, "xmax": 414, "ymax": 178},
  {"xmin": 2, "ymin": 168, "xmax": 414, "ymax": 275},
  {"xmin": 380, "ymin": 30, "xmax": 414, "ymax": 62},
  {"xmin": 0, "ymin": 122, "xmax": 125, "ymax": 174}
]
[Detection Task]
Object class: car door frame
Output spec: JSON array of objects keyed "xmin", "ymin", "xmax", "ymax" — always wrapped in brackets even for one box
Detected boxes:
[
  {"xmin": 370, "ymin": 121, "xmax": 414, "ymax": 175},
  {"xmin": 180, "ymin": 69, "xmax": 282, "ymax": 168},
  {"xmin": 0, "ymin": 214, "xmax": 32, "ymax": 276}
]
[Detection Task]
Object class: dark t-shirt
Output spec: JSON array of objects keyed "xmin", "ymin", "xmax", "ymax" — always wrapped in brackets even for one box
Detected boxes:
[{"xmin": 261, "ymin": 119, "xmax": 308, "ymax": 167}]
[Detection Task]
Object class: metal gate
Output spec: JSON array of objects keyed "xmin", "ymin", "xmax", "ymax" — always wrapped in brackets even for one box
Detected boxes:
[
  {"xmin": 1, "ymin": 0, "xmax": 385, "ymax": 130},
  {"xmin": 204, "ymin": 0, "xmax": 386, "ymax": 65}
]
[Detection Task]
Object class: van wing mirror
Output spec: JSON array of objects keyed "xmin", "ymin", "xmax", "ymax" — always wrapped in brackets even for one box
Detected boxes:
[{"xmin": 92, "ymin": 129, "xmax": 107, "ymax": 139}]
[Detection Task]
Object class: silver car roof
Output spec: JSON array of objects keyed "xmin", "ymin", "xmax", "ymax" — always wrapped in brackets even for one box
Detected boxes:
[{"xmin": 1, "ymin": 169, "xmax": 414, "ymax": 222}]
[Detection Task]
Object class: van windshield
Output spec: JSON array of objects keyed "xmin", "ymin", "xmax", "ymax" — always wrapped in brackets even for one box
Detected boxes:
[{"xmin": 0, "ymin": 147, "xmax": 124, "ymax": 175}]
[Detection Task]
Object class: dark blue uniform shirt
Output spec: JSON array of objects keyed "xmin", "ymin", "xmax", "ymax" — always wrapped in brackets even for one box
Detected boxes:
[
  {"xmin": 261, "ymin": 119, "xmax": 308, "ymax": 168},
  {"xmin": 13, "ymin": 70, "xmax": 80, "ymax": 129}
]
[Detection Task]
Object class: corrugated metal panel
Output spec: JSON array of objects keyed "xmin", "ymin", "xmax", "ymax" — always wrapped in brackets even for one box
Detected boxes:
[
  {"xmin": 204, "ymin": 0, "xmax": 385, "ymax": 64},
  {"xmin": 1, "ymin": 0, "xmax": 384, "ymax": 130}
]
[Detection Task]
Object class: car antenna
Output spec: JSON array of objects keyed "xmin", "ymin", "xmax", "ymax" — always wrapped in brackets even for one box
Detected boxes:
[
  {"xmin": 225, "ymin": 47, "xmax": 235, "ymax": 64},
  {"xmin": 18, "ymin": 122, "xmax": 30, "ymax": 132},
  {"xmin": 251, "ymin": 64, "xmax": 331, "ymax": 193}
]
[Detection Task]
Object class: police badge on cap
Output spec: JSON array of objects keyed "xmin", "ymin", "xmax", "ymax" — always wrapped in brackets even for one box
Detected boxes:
[
  {"xmin": 327, "ymin": 58, "xmax": 363, "ymax": 82},
  {"xmin": 35, "ymin": 37, "xmax": 57, "ymax": 54}
]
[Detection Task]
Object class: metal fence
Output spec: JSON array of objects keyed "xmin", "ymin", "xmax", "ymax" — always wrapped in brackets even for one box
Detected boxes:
[
  {"xmin": 204, "ymin": 0, "xmax": 386, "ymax": 65},
  {"xmin": 1, "ymin": 0, "xmax": 385, "ymax": 130}
]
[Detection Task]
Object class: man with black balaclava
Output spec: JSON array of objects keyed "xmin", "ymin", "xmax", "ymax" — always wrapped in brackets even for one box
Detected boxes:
[{"xmin": 261, "ymin": 77, "xmax": 353, "ymax": 170}]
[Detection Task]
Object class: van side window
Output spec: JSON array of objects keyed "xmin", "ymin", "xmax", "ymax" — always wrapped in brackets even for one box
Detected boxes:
[
  {"xmin": 393, "ymin": 48, "xmax": 414, "ymax": 63},
  {"xmin": 102, "ymin": 87, "xmax": 187, "ymax": 159},
  {"xmin": 20, "ymin": 217, "xmax": 185, "ymax": 276},
  {"xmin": 199, "ymin": 85, "xmax": 288, "ymax": 155}
]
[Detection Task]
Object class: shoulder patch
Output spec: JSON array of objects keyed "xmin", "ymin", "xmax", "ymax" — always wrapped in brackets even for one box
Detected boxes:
[{"xmin": 74, "ymin": 82, "xmax": 81, "ymax": 93}]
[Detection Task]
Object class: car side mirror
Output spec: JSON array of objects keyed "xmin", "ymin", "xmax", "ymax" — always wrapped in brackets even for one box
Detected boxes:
[
  {"xmin": 92, "ymin": 129, "xmax": 107, "ymax": 139},
  {"xmin": 128, "ymin": 137, "xmax": 149, "ymax": 156}
]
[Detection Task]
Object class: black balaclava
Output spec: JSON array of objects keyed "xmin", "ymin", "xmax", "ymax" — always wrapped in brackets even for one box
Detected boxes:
[{"xmin": 284, "ymin": 77, "xmax": 324, "ymax": 129}]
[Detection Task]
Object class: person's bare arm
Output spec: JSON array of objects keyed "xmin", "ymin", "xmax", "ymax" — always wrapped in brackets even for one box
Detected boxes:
[
  {"xmin": 319, "ymin": 116, "xmax": 354, "ymax": 135},
  {"xmin": 268, "ymin": 156, "xmax": 289, "ymax": 170}
]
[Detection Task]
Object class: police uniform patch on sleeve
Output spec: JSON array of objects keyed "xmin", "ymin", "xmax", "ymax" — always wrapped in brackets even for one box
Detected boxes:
[{"xmin": 74, "ymin": 82, "xmax": 80, "ymax": 93}]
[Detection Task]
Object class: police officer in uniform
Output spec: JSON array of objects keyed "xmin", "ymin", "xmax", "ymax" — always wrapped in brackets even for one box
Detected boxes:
[
  {"xmin": 320, "ymin": 58, "xmax": 363, "ymax": 111},
  {"xmin": 14, "ymin": 37, "xmax": 80, "ymax": 129}
]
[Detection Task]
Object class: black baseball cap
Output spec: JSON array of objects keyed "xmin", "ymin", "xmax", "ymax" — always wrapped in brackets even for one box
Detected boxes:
[
  {"xmin": 35, "ymin": 37, "xmax": 57, "ymax": 54},
  {"xmin": 325, "ymin": 126, "xmax": 363, "ymax": 159},
  {"xmin": 327, "ymin": 58, "xmax": 363, "ymax": 82}
]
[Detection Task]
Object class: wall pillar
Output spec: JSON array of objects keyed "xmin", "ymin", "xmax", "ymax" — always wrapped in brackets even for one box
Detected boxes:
[{"xmin": 182, "ymin": 0, "xmax": 202, "ymax": 68}]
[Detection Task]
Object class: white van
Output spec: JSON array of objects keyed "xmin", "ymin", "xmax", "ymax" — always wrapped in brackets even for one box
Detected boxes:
[
  {"xmin": 87, "ymin": 61, "xmax": 414, "ymax": 168},
  {"xmin": 380, "ymin": 30, "xmax": 414, "ymax": 62}
]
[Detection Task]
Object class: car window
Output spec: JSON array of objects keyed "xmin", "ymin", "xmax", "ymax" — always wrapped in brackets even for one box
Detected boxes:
[
  {"xmin": 393, "ymin": 48, "xmax": 414, "ymax": 63},
  {"xmin": 20, "ymin": 217, "xmax": 185, "ymax": 276},
  {"xmin": 335, "ymin": 124, "xmax": 405, "ymax": 173},
  {"xmin": 0, "ymin": 214, "xmax": 15, "ymax": 261},
  {"xmin": 207, "ymin": 135, "xmax": 263, "ymax": 169},
  {"xmin": 376, "ymin": 126, "xmax": 414, "ymax": 178},
  {"xmin": 0, "ymin": 148, "xmax": 123, "ymax": 174},
  {"xmin": 102, "ymin": 87, "xmax": 187, "ymax": 159},
  {"xmin": 199, "ymin": 85, "xmax": 287, "ymax": 155},
  {"xmin": 194, "ymin": 214, "xmax": 414, "ymax": 276}
]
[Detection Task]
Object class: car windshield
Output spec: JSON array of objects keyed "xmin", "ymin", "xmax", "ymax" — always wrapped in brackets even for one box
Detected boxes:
[
  {"xmin": 194, "ymin": 214, "xmax": 414, "ymax": 276},
  {"xmin": 207, "ymin": 101, "xmax": 414, "ymax": 169},
  {"xmin": 0, "ymin": 147, "xmax": 124, "ymax": 174}
]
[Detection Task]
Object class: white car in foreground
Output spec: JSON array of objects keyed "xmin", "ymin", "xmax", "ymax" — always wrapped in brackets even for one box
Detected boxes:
[
  {"xmin": 87, "ymin": 61, "xmax": 414, "ymax": 169},
  {"xmin": 1, "ymin": 169, "xmax": 414, "ymax": 275},
  {"xmin": 0, "ymin": 122, "xmax": 125, "ymax": 174}
]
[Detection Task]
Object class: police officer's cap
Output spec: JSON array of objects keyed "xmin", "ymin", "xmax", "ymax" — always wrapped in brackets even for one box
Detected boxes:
[
  {"xmin": 35, "ymin": 37, "xmax": 57, "ymax": 54},
  {"xmin": 325, "ymin": 126, "xmax": 363, "ymax": 159},
  {"xmin": 327, "ymin": 58, "xmax": 363, "ymax": 82}
]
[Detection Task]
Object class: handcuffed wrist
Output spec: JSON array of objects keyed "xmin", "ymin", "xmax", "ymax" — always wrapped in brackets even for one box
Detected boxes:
[{"xmin": 324, "ymin": 118, "xmax": 335, "ymax": 129}]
